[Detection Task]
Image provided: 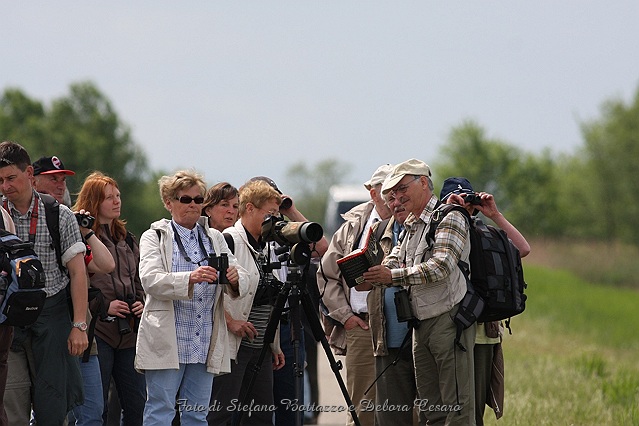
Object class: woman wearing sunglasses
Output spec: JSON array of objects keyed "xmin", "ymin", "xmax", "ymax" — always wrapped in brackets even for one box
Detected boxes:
[{"xmin": 136, "ymin": 170, "xmax": 248, "ymax": 425}]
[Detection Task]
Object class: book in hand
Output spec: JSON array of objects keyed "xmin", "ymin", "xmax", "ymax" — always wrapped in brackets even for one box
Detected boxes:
[{"xmin": 337, "ymin": 227, "xmax": 384, "ymax": 288}]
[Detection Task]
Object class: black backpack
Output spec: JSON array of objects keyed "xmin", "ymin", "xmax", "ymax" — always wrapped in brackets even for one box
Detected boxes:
[
  {"xmin": 0, "ymin": 229, "xmax": 47, "ymax": 326},
  {"xmin": 1, "ymin": 195, "xmax": 113, "ymax": 361},
  {"xmin": 427, "ymin": 203, "xmax": 527, "ymax": 349}
]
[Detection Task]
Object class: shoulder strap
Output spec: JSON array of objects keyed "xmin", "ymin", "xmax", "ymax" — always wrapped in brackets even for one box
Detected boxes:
[
  {"xmin": 223, "ymin": 232, "xmax": 235, "ymax": 254},
  {"xmin": 374, "ymin": 218, "xmax": 390, "ymax": 242},
  {"xmin": 124, "ymin": 231, "xmax": 136, "ymax": 252},
  {"xmin": 426, "ymin": 202, "xmax": 471, "ymax": 247},
  {"xmin": 39, "ymin": 194, "xmax": 64, "ymax": 273}
]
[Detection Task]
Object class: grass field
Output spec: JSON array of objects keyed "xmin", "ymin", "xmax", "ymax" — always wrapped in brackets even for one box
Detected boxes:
[{"xmin": 480, "ymin": 264, "xmax": 639, "ymax": 425}]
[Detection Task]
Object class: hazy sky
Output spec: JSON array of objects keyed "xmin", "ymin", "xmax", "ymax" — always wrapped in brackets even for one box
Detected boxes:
[{"xmin": 3, "ymin": 2, "xmax": 638, "ymax": 194}]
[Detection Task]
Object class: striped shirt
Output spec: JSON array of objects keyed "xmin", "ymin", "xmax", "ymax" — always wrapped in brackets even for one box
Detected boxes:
[
  {"xmin": 385, "ymin": 196, "xmax": 469, "ymax": 286},
  {"xmin": 241, "ymin": 304, "xmax": 272, "ymax": 349},
  {"xmin": 171, "ymin": 221, "xmax": 216, "ymax": 364},
  {"xmin": 240, "ymin": 235, "xmax": 276, "ymax": 349}
]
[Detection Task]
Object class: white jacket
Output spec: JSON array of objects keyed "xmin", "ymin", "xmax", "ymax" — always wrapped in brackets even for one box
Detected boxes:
[
  {"xmin": 224, "ymin": 219, "xmax": 282, "ymax": 359},
  {"xmin": 135, "ymin": 217, "xmax": 248, "ymax": 375}
]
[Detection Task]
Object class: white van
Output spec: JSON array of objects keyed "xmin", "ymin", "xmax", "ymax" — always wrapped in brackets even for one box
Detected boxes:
[{"xmin": 323, "ymin": 184, "xmax": 370, "ymax": 238}]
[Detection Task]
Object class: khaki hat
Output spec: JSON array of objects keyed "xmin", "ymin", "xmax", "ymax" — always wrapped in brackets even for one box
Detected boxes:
[
  {"xmin": 364, "ymin": 164, "xmax": 394, "ymax": 190},
  {"xmin": 381, "ymin": 158, "xmax": 431, "ymax": 194}
]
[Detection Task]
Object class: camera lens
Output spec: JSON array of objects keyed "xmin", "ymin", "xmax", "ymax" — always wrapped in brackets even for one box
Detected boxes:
[{"xmin": 298, "ymin": 222, "xmax": 323, "ymax": 243}]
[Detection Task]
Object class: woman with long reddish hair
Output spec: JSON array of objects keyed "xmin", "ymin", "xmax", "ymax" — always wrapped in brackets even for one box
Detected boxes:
[{"xmin": 73, "ymin": 172, "xmax": 146, "ymax": 426}]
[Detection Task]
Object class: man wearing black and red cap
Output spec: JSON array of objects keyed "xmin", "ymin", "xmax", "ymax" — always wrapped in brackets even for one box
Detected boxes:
[
  {"xmin": 31, "ymin": 155, "xmax": 114, "ymax": 426},
  {"xmin": 32, "ymin": 155, "xmax": 75, "ymax": 206}
]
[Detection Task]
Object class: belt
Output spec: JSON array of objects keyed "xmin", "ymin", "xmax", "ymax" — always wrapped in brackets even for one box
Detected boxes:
[{"xmin": 353, "ymin": 312, "xmax": 369, "ymax": 322}]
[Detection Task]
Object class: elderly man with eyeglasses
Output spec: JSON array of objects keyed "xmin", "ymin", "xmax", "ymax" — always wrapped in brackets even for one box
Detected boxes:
[{"xmin": 363, "ymin": 159, "xmax": 476, "ymax": 426}]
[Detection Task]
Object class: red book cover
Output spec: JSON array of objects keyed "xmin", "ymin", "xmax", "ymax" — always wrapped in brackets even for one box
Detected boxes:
[{"xmin": 337, "ymin": 227, "xmax": 384, "ymax": 288}]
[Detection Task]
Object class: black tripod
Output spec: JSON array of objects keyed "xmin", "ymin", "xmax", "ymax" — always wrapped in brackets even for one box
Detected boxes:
[{"xmin": 231, "ymin": 251, "xmax": 361, "ymax": 426}]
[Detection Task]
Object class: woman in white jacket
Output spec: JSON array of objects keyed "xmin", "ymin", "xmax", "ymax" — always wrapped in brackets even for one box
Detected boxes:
[
  {"xmin": 135, "ymin": 170, "xmax": 248, "ymax": 425},
  {"xmin": 207, "ymin": 179, "xmax": 285, "ymax": 426}
]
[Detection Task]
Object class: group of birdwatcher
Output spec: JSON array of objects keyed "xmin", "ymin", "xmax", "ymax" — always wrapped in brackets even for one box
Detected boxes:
[{"xmin": 0, "ymin": 139, "xmax": 529, "ymax": 426}]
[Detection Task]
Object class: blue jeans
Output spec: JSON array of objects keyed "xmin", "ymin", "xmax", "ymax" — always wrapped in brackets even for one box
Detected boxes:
[
  {"xmin": 95, "ymin": 337, "xmax": 146, "ymax": 426},
  {"xmin": 144, "ymin": 363, "xmax": 214, "ymax": 425},
  {"xmin": 68, "ymin": 354, "xmax": 104, "ymax": 426},
  {"xmin": 273, "ymin": 321, "xmax": 306, "ymax": 425}
]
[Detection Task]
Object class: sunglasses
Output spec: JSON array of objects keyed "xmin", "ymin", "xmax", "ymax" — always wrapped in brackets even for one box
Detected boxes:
[{"xmin": 176, "ymin": 195, "xmax": 205, "ymax": 204}]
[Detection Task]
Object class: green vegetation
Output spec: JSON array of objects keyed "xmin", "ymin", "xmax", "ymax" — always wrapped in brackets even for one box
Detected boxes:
[
  {"xmin": 525, "ymin": 238, "xmax": 639, "ymax": 290},
  {"xmin": 0, "ymin": 82, "xmax": 167, "ymax": 237},
  {"xmin": 4, "ymin": 80, "xmax": 639, "ymax": 245},
  {"xmin": 481, "ymin": 264, "xmax": 639, "ymax": 425}
]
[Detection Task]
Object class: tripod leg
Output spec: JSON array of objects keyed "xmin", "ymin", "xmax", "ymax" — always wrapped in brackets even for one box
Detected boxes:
[
  {"xmin": 287, "ymin": 285, "xmax": 305, "ymax": 426},
  {"xmin": 231, "ymin": 282, "xmax": 291, "ymax": 426},
  {"xmin": 300, "ymin": 286, "xmax": 362, "ymax": 426}
]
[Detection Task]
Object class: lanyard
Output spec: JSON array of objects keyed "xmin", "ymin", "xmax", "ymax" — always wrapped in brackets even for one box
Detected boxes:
[
  {"xmin": 171, "ymin": 222, "xmax": 213, "ymax": 265},
  {"xmin": 2, "ymin": 197, "xmax": 40, "ymax": 245},
  {"xmin": 28, "ymin": 198, "xmax": 39, "ymax": 245}
]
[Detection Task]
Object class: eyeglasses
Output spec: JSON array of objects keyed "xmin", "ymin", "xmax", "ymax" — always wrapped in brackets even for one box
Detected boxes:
[
  {"xmin": 176, "ymin": 195, "xmax": 205, "ymax": 204},
  {"xmin": 259, "ymin": 206, "xmax": 279, "ymax": 217},
  {"xmin": 389, "ymin": 176, "xmax": 420, "ymax": 197}
]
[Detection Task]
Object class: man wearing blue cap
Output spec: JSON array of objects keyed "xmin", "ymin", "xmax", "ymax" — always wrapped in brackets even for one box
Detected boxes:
[{"xmin": 440, "ymin": 177, "xmax": 530, "ymax": 425}]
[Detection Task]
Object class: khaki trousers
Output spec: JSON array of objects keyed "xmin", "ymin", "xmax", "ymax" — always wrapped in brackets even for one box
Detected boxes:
[
  {"xmin": 412, "ymin": 306, "xmax": 475, "ymax": 426},
  {"xmin": 345, "ymin": 325, "xmax": 376, "ymax": 426}
]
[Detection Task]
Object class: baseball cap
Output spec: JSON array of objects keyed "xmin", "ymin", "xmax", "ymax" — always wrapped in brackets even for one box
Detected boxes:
[
  {"xmin": 381, "ymin": 159, "xmax": 431, "ymax": 194},
  {"xmin": 364, "ymin": 164, "xmax": 394, "ymax": 190},
  {"xmin": 248, "ymin": 176, "xmax": 292, "ymax": 209},
  {"xmin": 248, "ymin": 176, "xmax": 281, "ymax": 194},
  {"xmin": 32, "ymin": 156, "xmax": 75, "ymax": 176},
  {"xmin": 440, "ymin": 177, "xmax": 475, "ymax": 202}
]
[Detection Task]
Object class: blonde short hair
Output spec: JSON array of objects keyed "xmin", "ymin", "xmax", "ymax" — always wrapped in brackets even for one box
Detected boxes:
[
  {"xmin": 238, "ymin": 180, "xmax": 282, "ymax": 216},
  {"xmin": 158, "ymin": 170, "xmax": 206, "ymax": 205}
]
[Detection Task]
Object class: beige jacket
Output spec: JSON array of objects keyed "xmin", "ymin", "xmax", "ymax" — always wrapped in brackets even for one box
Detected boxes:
[
  {"xmin": 384, "ymin": 199, "xmax": 470, "ymax": 320},
  {"xmin": 318, "ymin": 201, "xmax": 374, "ymax": 355},
  {"xmin": 366, "ymin": 217, "xmax": 394, "ymax": 357},
  {"xmin": 135, "ymin": 217, "xmax": 248, "ymax": 375}
]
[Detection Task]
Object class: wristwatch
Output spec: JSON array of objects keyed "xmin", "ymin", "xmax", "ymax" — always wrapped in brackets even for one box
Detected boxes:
[{"xmin": 72, "ymin": 321, "xmax": 88, "ymax": 332}]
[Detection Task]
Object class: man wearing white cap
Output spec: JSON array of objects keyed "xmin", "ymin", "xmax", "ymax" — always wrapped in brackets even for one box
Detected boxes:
[
  {"xmin": 363, "ymin": 159, "xmax": 475, "ymax": 426},
  {"xmin": 319, "ymin": 163, "xmax": 392, "ymax": 426}
]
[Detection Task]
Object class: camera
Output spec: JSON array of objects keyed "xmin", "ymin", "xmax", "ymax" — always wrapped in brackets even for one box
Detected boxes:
[
  {"xmin": 252, "ymin": 252, "xmax": 284, "ymax": 306},
  {"xmin": 75, "ymin": 213, "xmax": 96, "ymax": 229},
  {"xmin": 117, "ymin": 294, "xmax": 139, "ymax": 335},
  {"xmin": 394, "ymin": 288, "xmax": 417, "ymax": 323},
  {"xmin": 208, "ymin": 253, "xmax": 229, "ymax": 284},
  {"xmin": 261, "ymin": 216, "xmax": 323, "ymax": 247},
  {"xmin": 463, "ymin": 193, "xmax": 482, "ymax": 205}
]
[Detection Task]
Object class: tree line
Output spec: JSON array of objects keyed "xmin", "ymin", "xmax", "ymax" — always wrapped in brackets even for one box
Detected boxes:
[{"xmin": 2, "ymin": 80, "xmax": 638, "ymax": 245}]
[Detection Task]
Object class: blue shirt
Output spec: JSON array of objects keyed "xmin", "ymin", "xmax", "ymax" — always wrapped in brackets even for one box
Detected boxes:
[
  {"xmin": 384, "ymin": 220, "xmax": 409, "ymax": 348},
  {"xmin": 171, "ymin": 221, "xmax": 216, "ymax": 364}
]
